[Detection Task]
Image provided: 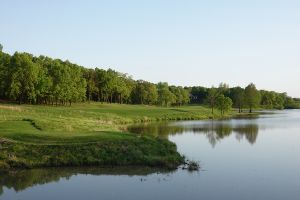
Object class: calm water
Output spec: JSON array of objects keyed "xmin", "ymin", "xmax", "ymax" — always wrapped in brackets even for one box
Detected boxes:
[{"xmin": 1, "ymin": 110, "xmax": 300, "ymax": 200}]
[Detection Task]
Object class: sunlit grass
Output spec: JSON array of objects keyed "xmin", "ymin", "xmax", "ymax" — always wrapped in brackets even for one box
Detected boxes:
[
  {"xmin": 0, "ymin": 102, "xmax": 236, "ymax": 169},
  {"xmin": 0, "ymin": 102, "xmax": 234, "ymax": 144}
]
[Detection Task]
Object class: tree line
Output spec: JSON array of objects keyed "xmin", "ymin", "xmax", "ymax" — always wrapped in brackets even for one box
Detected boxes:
[
  {"xmin": 189, "ymin": 83, "xmax": 299, "ymax": 114},
  {"xmin": 0, "ymin": 45, "xmax": 299, "ymax": 112}
]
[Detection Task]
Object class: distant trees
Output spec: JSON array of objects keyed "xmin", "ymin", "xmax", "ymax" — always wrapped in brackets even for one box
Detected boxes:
[
  {"xmin": 229, "ymin": 87, "xmax": 245, "ymax": 113},
  {"xmin": 189, "ymin": 86, "xmax": 208, "ymax": 104},
  {"xmin": 206, "ymin": 84, "xmax": 234, "ymax": 115},
  {"xmin": 8, "ymin": 53, "xmax": 40, "ymax": 104},
  {"xmin": 132, "ymin": 80, "xmax": 157, "ymax": 105},
  {"xmin": 0, "ymin": 45, "xmax": 298, "ymax": 110},
  {"xmin": 207, "ymin": 87, "xmax": 218, "ymax": 114},
  {"xmin": 43, "ymin": 58, "xmax": 86, "ymax": 105},
  {"xmin": 0, "ymin": 50, "xmax": 11, "ymax": 98},
  {"xmin": 245, "ymin": 83, "xmax": 261, "ymax": 113},
  {"xmin": 0, "ymin": 46, "xmax": 192, "ymax": 107},
  {"xmin": 88, "ymin": 68, "xmax": 134, "ymax": 104},
  {"xmin": 284, "ymin": 95, "xmax": 300, "ymax": 109},
  {"xmin": 216, "ymin": 94, "xmax": 233, "ymax": 115},
  {"xmin": 207, "ymin": 83, "xmax": 282, "ymax": 114},
  {"xmin": 157, "ymin": 82, "xmax": 176, "ymax": 107},
  {"xmin": 0, "ymin": 51, "xmax": 86, "ymax": 105},
  {"xmin": 260, "ymin": 90, "xmax": 285, "ymax": 109},
  {"xmin": 84, "ymin": 69, "xmax": 98, "ymax": 102},
  {"xmin": 217, "ymin": 82, "xmax": 230, "ymax": 96},
  {"xmin": 169, "ymin": 86, "xmax": 190, "ymax": 106}
]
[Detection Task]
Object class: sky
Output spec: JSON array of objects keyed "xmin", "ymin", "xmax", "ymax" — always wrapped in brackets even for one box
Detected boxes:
[{"xmin": 1, "ymin": 0, "xmax": 300, "ymax": 97}]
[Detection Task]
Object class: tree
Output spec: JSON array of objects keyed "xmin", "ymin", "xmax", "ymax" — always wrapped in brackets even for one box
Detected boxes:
[
  {"xmin": 8, "ymin": 53, "xmax": 40, "ymax": 104},
  {"xmin": 132, "ymin": 80, "xmax": 147, "ymax": 104},
  {"xmin": 104, "ymin": 69, "xmax": 118, "ymax": 103},
  {"xmin": 216, "ymin": 94, "xmax": 233, "ymax": 115},
  {"xmin": 35, "ymin": 65, "xmax": 52, "ymax": 104},
  {"xmin": 207, "ymin": 87, "xmax": 218, "ymax": 114},
  {"xmin": 114, "ymin": 73, "xmax": 133, "ymax": 104},
  {"xmin": 94, "ymin": 68, "xmax": 106, "ymax": 102},
  {"xmin": 189, "ymin": 86, "xmax": 208, "ymax": 104},
  {"xmin": 68, "ymin": 65, "xmax": 86, "ymax": 105},
  {"xmin": 84, "ymin": 69, "xmax": 98, "ymax": 102},
  {"xmin": 0, "ymin": 50, "xmax": 11, "ymax": 98},
  {"xmin": 145, "ymin": 82, "xmax": 158, "ymax": 105},
  {"xmin": 169, "ymin": 86, "xmax": 190, "ymax": 106},
  {"xmin": 119, "ymin": 75, "xmax": 134, "ymax": 104},
  {"xmin": 244, "ymin": 83, "xmax": 261, "ymax": 113},
  {"xmin": 0, "ymin": 47, "xmax": 298, "ymax": 109},
  {"xmin": 218, "ymin": 82, "xmax": 230, "ymax": 96},
  {"xmin": 230, "ymin": 87, "xmax": 245, "ymax": 113},
  {"xmin": 157, "ymin": 82, "xmax": 176, "ymax": 107},
  {"xmin": 181, "ymin": 87, "xmax": 190, "ymax": 105},
  {"xmin": 284, "ymin": 93, "xmax": 299, "ymax": 109},
  {"xmin": 260, "ymin": 90, "xmax": 285, "ymax": 110}
]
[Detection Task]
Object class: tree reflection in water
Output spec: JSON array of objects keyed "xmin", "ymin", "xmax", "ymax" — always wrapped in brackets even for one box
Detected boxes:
[
  {"xmin": 1, "ymin": 121, "xmax": 260, "ymax": 195},
  {"xmin": 128, "ymin": 120, "xmax": 259, "ymax": 147},
  {"xmin": 0, "ymin": 167, "xmax": 173, "ymax": 195}
]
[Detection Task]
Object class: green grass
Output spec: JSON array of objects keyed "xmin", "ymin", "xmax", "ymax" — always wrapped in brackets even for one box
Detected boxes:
[
  {"xmin": 0, "ymin": 103, "xmax": 234, "ymax": 143},
  {"xmin": 0, "ymin": 103, "xmax": 237, "ymax": 170},
  {"xmin": 0, "ymin": 136, "xmax": 183, "ymax": 170}
]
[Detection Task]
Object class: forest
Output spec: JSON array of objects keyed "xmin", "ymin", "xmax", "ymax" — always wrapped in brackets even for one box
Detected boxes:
[{"xmin": 0, "ymin": 44, "xmax": 299, "ymax": 112}]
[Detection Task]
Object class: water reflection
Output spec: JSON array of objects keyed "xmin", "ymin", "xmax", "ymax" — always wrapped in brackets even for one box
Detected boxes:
[
  {"xmin": 0, "ymin": 167, "xmax": 172, "ymax": 195},
  {"xmin": 128, "ymin": 120, "xmax": 259, "ymax": 147},
  {"xmin": 2, "ymin": 111, "xmax": 300, "ymax": 200}
]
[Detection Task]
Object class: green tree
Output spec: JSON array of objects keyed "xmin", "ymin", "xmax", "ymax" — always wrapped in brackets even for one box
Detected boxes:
[
  {"xmin": 181, "ymin": 87, "xmax": 190, "ymax": 105},
  {"xmin": 157, "ymin": 82, "xmax": 175, "ymax": 107},
  {"xmin": 35, "ymin": 66, "xmax": 52, "ymax": 104},
  {"xmin": 283, "ymin": 94, "xmax": 299, "ymax": 109},
  {"xmin": 114, "ymin": 74, "xmax": 133, "ymax": 104},
  {"xmin": 105, "ymin": 69, "xmax": 118, "ymax": 103},
  {"xmin": 218, "ymin": 82, "xmax": 230, "ymax": 96},
  {"xmin": 68, "ymin": 65, "xmax": 86, "ymax": 105},
  {"xmin": 131, "ymin": 80, "xmax": 155, "ymax": 105},
  {"xmin": 94, "ymin": 68, "xmax": 107, "ymax": 102},
  {"xmin": 145, "ymin": 82, "xmax": 158, "ymax": 105},
  {"xmin": 84, "ymin": 69, "xmax": 98, "ymax": 102},
  {"xmin": 169, "ymin": 86, "xmax": 190, "ymax": 106},
  {"xmin": 260, "ymin": 90, "xmax": 285, "ymax": 110},
  {"xmin": 0, "ymin": 50, "xmax": 11, "ymax": 98},
  {"xmin": 245, "ymin": 83, "xmax": 261, "ymax": 113},
  {"xmin": 230, "ymin": 87, "xmax": 245, "ymax": 113},
  {"xmin": 8, "ymin": 53, "xmax": 40, "ymax": 104},
  {"xmin": 0, "ymin": 46, "xmax": 298, "ymax": 109},
  {"xmin": 207, "ymin": 87, "xmax": 218, "ymax": 114},
  {"xmin": 216, "ymin": 94, "xmax": 233, "ymax": 115},
  {"xmin": 189, "ymin": 86, "xmax": 208, "ymax": 104}
]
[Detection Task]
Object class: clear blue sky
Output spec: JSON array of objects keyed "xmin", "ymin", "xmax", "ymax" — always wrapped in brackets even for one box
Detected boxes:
[{"xmin": 1, "ymin": 0, "xmax": 300, "ymax": 97}]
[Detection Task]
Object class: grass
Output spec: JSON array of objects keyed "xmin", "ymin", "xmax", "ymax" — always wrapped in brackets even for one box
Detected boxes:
[
  {"xmin": 0, "ymin": 103, "xmax": 236, "ymax": 143},
  {"xmin": 0, "ymin": 102, "xmax": 239, "ymax": 170},
  {"xmin": 0, "ymin": 136, "xmax": 183, "ymax": 170}
]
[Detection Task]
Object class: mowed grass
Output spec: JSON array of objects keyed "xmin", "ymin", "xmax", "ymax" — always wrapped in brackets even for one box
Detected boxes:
[
  {"xmin": 0, "ymin": 103, "xmax": 234, "ymax": 170},
  {"xmin": 0, "ymin": 103, "xmax": 229, "ymax": 144}
]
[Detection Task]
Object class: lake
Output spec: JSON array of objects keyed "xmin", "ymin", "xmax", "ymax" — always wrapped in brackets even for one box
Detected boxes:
[{"xmin": 1, "ymin": 110, "xmax": 300, "ymax": 200}]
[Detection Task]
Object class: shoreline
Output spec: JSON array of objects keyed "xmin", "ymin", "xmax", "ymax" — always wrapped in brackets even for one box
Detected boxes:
[{"xmin": 0, "ymin": 103, "xmax": 262, "ymax": 171}]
